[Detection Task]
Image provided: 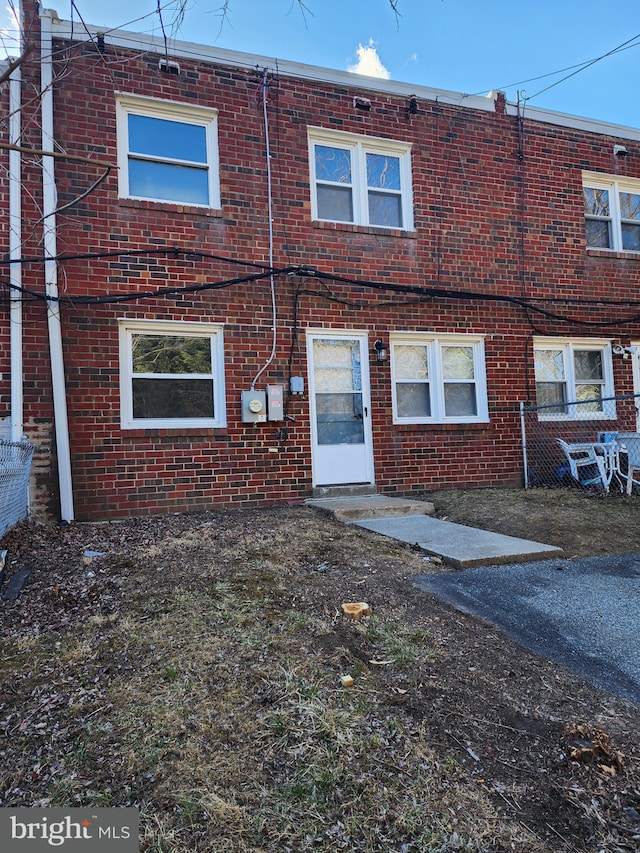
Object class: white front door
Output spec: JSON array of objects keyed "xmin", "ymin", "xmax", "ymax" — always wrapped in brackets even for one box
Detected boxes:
[{"xmin": 307, "ymin": 332, "xmax": 375, "ymax": 487}]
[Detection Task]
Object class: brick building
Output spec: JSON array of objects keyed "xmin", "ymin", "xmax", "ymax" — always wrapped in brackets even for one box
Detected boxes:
[{"xmin": 2, "ymin": 2, "xmax": 640, "ymax": 521}]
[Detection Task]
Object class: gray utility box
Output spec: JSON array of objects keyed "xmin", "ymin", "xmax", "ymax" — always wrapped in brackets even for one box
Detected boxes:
[{"xmin": 241, "ymin": 390, "xmax": 267, "ymax": 423}]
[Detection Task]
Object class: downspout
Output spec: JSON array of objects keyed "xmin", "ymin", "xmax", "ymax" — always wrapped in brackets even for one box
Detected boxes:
[
  {"xmin": 9, "ymin": 63, "xmax": 23, "ymax": 443},
  {"xmin": 40, "ymin": 7, "xmax": 74, "ymax": 521}
]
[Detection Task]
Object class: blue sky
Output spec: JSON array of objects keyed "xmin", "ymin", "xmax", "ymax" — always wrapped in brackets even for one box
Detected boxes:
[{"xmin": 2, "ymin": 1, "xmax": 639, "ymax": 128}]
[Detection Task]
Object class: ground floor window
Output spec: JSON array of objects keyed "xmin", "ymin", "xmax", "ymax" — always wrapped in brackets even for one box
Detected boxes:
[
  {"xmin": 119, "ymin": 319, "xmax": 226, "ymax": 429},
  {"xmin": 533, "ymin": 338, "xmax": 614, "ymax": 419},
  {"xmin": 390, "ymin": 333, "xmax": 489, "ymax": 424}
]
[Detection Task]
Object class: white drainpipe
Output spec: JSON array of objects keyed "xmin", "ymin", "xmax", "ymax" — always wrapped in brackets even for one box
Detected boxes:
[
  {"xmin": 9, "ymin": 64, "xmax": 23, "ymax": 443},
  {"xmin": 40, "ymin": 9, "xmax": 74, "ymax": 521}
]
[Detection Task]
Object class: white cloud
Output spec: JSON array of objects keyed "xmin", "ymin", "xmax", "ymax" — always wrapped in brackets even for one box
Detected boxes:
[{"xmin": 347, "ymin": 40, "xmax": 390, "ymax": 80}]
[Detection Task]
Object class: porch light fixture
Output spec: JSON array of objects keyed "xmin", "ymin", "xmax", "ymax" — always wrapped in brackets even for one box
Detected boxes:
[
  {"xmin": 373, "ymin": 340, "xmax": 388, "ymax": 362},
  {"xmin": 612, "ymin": 344, "xmax": 637, "ymax": 357}
]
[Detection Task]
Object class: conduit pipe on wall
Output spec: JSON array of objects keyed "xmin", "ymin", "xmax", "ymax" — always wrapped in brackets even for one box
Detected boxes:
[
  {"xmin": 40, "ymin": 8, "xmax": 74, "ymax": 521},
  {"xmin": 9, "ymin": 63, "xmax": 23, "ymax": 443}
]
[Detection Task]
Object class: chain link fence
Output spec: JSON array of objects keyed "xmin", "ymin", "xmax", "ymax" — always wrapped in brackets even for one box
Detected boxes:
[
  {"xmin": 0, "ymin": 440, "xmax": 35, "ymax": 537},
  {"xmin": 520, "ymin": 392, "xmax": 640, "ymax": 492}
]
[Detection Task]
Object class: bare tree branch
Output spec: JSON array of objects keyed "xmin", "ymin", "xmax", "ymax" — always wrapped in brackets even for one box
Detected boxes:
[{"xmin": 0, "ymin": 47, "xmax": 31, "ymax": 88}]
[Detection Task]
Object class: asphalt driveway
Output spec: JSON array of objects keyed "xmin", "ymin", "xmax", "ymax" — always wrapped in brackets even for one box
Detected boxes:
[{"xmin": 414, "ymin": 552, "xmax": 640, "ymax": 705}]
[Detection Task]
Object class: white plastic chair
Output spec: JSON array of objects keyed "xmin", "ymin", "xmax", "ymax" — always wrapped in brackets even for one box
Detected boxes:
[
  {"xmin": 556, "ymin": 438, "xmax": 608, "ymax": 491},
  {"xmin": 617, "ymin": 435, "xmax": 640, "ymax": 495}
]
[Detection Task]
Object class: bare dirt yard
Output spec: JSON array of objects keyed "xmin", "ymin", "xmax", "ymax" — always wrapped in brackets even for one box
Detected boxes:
[{"xmin": 1, "ymin": 488, "xmax": 639, "ymax": 852}]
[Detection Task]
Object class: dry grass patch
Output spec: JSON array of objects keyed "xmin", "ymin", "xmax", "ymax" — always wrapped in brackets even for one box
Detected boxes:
[{"xmin": 1, "ymin": 499, "xmax": 639, "ymax": 851}]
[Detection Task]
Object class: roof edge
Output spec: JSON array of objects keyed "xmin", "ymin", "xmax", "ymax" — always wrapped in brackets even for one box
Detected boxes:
[{"xmin": 47, "ymin": 10, "xmax": 640, "ymax": 141}]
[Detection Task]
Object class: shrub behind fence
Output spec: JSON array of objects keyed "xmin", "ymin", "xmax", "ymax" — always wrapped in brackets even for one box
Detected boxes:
[
  {"xmin": 520, "ymin": 393, "xmax": 640, "ymax": 489},
  {"xmin": 0, "ymin": 440, "xmax": 35, "ymax": 537}
]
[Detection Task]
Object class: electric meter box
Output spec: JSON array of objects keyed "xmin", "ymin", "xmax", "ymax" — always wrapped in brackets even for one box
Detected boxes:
[
  {"xmin": 241, "ymin": 390, "xmax": 267, "ymax": 423},
  {"xmin": 267, "ymin": 385, "xmax": 284, "ymax": 421}
]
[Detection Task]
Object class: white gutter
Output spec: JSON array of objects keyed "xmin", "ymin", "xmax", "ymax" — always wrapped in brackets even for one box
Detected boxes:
[
  {"xmin": 9, "ymin": 63, "xmax": 23, "ymax": 443},
  {"xmin": 40, "ymin": 8, "xmax": 74, "ymax": 521}
]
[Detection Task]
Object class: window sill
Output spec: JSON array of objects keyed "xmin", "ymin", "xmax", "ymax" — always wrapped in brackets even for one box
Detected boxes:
[
  {"xmin": 121, "ymin": 426, "xmax": 228, "ymax": 437},
  {"xmin": 311, "ymin": 220, "xmax": 417, "ymax": 239},
  {"xmin": 586, "ymin": 247, "xmax": 640, "ymax": 261},
  {"xmin": 393, "ymin": 421, "xmax": 492, "ymax": 432},
  {"xmin": 119, "ymin": 198, "xmax": 223, "ymax": 217}
]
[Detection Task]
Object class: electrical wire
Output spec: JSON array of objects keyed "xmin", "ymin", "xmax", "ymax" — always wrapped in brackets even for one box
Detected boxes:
[
  {"xmin": 471, "ymin": 33, "xmax": 640, "ymax": 102},
  {"xmin": 6, "ymin": 260, "xmax": 640, "ymax": 330},
  {"xmin": 249, "ymin": 68, "xmax": 278, "ymax": 391},
  {"xmin": 526, "ymin": 31, "xmax": 640, "ymax": 103}
]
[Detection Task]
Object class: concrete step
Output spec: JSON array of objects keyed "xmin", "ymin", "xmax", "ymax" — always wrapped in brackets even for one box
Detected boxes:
[
  {"xmin": 311, "ymin": 484, "xmax": 378, "ymax": 499},
  {"xmin": 306, "ymin": 494, "xmax": 435, "ymax": 522}
]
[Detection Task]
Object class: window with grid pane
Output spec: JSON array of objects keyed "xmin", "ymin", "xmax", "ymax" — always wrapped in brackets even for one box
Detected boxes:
[
  {"xmin": 583, "ymin": 172, "xmax": 640, "ymax": 252},
  {"xmin": 391, "ymin": 335, "xmax": 488, "ymax": 424},
  {"xmin": 534, "ymin": 339, "xmax": 613, "ymax": 420},
  {"xmin": 309, "ymin": 128, "xmax": 413, "ymax": 230}
]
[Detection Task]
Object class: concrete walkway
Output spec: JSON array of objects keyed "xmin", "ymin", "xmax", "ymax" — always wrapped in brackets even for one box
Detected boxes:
[{"xmin": 307, "ymin": 494, "xmax": 562, "ymax": 568}]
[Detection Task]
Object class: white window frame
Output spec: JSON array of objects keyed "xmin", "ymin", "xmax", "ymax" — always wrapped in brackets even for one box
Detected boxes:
[
  {"xmin": 533, "ymin": 337, "xmax": 615, "ymax": 421},
  {"xmin": 119, "ymin": 319, "xmax": 226, "ymax": 429},
  {"xmin": 308, "ymin": 126, "xmax": 413, "ymax": 230},
  {"xmin": 390, "ymin": 333, "xmax": 489, "ymax": 424},
  {"xmin": 582, "ymin": 171, "xmax": 640, "ymax": 253},
  {"xmin": 116, "ymin": 94, "xmax": 220, "ymax": 208}
]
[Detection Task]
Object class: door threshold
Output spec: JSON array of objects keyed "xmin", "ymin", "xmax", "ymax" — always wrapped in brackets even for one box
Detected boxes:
[{"xmin": 311, "ymin": 484, "xmax": 377, "ymax": 499}]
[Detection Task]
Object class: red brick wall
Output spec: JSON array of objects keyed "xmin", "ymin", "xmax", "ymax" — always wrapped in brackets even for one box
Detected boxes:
[{"xmin": 8, "ymin": 5, "xmax": 640, "ymax": 520}]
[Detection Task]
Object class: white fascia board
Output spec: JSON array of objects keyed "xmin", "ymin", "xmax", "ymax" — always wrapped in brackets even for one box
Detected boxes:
[
  {"xmin": 48, "ymin": 12, "xmax": 495, "ymax": 114},
  {"xmin": 48, "ymin": 10, "xmax": 640, "ymax": 140},
  {"xmin": 503, "ymin": 100, "xmax": 640, "ymax": 143}
]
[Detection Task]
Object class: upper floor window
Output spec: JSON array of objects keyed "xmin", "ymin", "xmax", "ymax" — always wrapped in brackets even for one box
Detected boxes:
[
  {"xmin": 583, "ymin": 171, "xmax": 640, "ymax": 252},
  {"xmin": 119, "ymin": 320, "xmax": 226, "ymax": 429},
  {"xmin": 116, "ymin": 95, "xmax": 220, "ymax": 207},
  {"xmin": 534, "ymin": 338, "xmax": 614, "ymax": 420},
  {"xmin": 308, "ymin": 127, "xmax": 413, "ymax": 230},
  {"xmin": 390, "ymin": 333, "xmax": 488, "ymax": 424}
]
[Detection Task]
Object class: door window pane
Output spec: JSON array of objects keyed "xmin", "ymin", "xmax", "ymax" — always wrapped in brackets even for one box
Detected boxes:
[
  {"xmin": 313, "ymin": 340, "xmax": 361, "ymax": 391},
  {"xmin": 313, "ymin": 339, "xmax": 364, "ymax": 444},
  {"xmin": 315, "ymin": 393, "xmax": 364, "ymax": 444}
]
